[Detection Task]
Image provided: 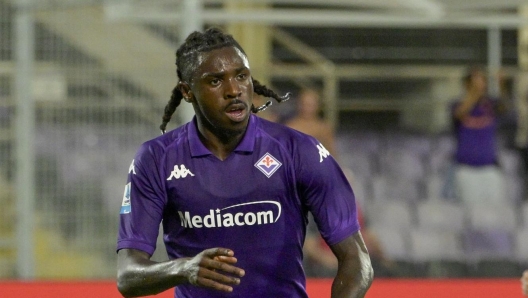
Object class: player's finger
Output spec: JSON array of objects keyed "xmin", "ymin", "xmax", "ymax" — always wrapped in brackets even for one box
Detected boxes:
[
  {"xmin": 214, "ymin": 255, "xmax": 238, "ymax": 264},
  {"xmin": 206, "ymin": 259, "xmax": 245, "ymax": 277},
  {"xmin": 199, "ymin": 248, "xmax": 245, "ymax": 277},
  {"xmin": 194, "ymin": 275, "xmax": 235, "ymax": 292},
  {"xmin": 203, "ymin": 247, "xmax": 235, "ymax": 258},
  {"xmin": 194, "ymin": 271, "xmax": 241, "ymax": 292},
  {"xmin": 200, "ymin": 267, "xmax": 242, "ymax": 285}
]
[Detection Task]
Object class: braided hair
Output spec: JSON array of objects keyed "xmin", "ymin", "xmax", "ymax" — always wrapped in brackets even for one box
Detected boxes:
[{"xmin": 159, "ymin": 27, "xmax": 290, "ymax": 133}]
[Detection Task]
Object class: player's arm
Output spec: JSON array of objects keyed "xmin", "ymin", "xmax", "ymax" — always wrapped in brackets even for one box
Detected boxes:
[
  {"xmin": 329, "ymin": 231, "xmax": 373, "ymax": 298},
  {"xmin": 453, "ymin": 86, "xmax": 483, "ymax": 121},
  {"xmin": 453, "ymin": 71, "xmax": 487, "ymax": 120},
  {"xmin": 117, "ymin": 248, "xmax": 245, "ymax": 297}
]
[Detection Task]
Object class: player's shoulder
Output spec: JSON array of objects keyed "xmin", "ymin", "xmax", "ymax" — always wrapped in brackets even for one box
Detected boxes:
[
  {"xmin": 135, "ymin": 123, "xmax": 189, "ymax": 160},
  {"xmin": 255, "ymin": 116, "xmax": 319, "ymax": 146}
]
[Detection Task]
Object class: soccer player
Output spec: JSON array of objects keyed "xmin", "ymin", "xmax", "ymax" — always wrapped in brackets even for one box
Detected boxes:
[{"xmin": 116, "ymin": 28, "xmax": 373, "ymax": 298}]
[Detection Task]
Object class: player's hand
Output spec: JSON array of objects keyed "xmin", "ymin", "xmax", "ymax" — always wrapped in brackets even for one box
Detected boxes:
[
  {"xmin": 521, "ymin": 270, "xmax": 528, "ymax": 296},
  {"xmin": 468, "ymin": 73, "xmax": 486, "ymax": 100},
  {"xmin": 183, "ymin": 248, "xmax": 245, "ymax": 293}
]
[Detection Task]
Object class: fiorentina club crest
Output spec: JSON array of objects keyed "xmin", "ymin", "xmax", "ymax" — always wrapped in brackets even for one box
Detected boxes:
[{"xmin": 255, "ymin": 153, "xmax": 282, "ymax": 178}]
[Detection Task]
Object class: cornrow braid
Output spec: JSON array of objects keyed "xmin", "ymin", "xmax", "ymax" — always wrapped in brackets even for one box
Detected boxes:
[
  {"xmin": 251, "ymin": 78, "xmax": 290, "ymax": 113},
  {"xmin": 160, "ymin": 86, "xmax": 184, "ymax": 133}
]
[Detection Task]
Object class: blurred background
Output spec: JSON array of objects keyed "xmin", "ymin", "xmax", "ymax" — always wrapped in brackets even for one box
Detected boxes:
[{"xmin": 1, "ymin": 0, "xmax": 528, "ymax": 282}]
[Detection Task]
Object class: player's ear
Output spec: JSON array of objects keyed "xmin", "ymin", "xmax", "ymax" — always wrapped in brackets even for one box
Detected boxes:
[{"xmin": 178, "ymin": 82, "xmax": 193, "ymax": 103}]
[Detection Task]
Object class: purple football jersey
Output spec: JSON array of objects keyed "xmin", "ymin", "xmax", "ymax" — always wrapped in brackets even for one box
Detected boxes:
[
  {"xmin": 117, "ymin": 115, "xmax": 360, "ymax": 298},
  {"xmin": 451, "ymin": 98, "xmax": 498, "ymax": 166}
]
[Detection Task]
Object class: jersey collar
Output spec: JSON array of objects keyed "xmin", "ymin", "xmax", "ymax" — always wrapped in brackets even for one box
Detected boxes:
[{"xmin": 188, "ymin": 115, "xmax": 257, "ymax": 157}]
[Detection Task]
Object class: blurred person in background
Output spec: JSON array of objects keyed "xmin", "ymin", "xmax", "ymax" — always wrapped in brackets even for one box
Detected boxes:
[
  {"xmin": 284, "ymin": 88, "xmax": 337, "ymax": 156},
  {"xmin": 285, "ymin": 88, "xmax": 395, "ymax": 278},
  {"xmin": 450, "ymin": 66, "xmax": 511, "ymax": 205}
]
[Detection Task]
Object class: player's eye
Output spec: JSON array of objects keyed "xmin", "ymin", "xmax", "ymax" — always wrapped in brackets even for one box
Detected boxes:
[
  {"xmin": 210, "ymin": 78, "xmax": 221, "ymax": 86},
  {"xmin": 237, "ymin": 73, "xmax": 248, "ymax": 80}
]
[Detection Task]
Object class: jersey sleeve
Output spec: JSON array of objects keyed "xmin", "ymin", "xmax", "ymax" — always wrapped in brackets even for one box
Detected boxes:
[
  {"xmin": 117, "ymin": 141, "xmax": 167, "ymax": 255},
  {"xmin": 295, "ymin": 135, "xmax": 360, "ymax": 246}
]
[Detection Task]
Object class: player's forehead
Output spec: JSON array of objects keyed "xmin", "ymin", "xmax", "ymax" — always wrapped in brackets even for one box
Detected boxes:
[{"xmin": 193, "ymin": 46, "xmax": 250, "ymax": 79}]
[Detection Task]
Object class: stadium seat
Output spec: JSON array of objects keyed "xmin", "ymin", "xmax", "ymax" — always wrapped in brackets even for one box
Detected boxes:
[
  {"xmin": 428, "ymin": 150, "xmax": 453, "ymax": 177},
  {"xmin": 347, "ymin": 175, "xmax": 371, "ymax": 210},
  {"xmin": 341, "ymin": 152, "xmax": 376, "ymax": 181},
  {"xmin": 425, "ymin": 175, "xmax": 444, "ymax": 200},
  {"xmin": 464, "ymin": 229, "xmax": 514, "ymax": 261},
  {"xmin": 365, "ymin": 199, "xmax": 415, "ymax": 230},
  {"xmin": 371, "ymin": 175, "xmax": 422, "ymax": 203},
  {"xmin": 428, "ymin": 135, "xmax": 455, "ymax": 172},
  {"xmin": 468, "ymin": 204, "xmax": 518, "ymax": 231},
  {"xmin": 338, "ymin": 131, "xmax": 381, "ymax": 154},
  {"xmin": 380, "ymin": 149, "xmax": 426, "ymax": 181},
  {"xmin": 371, "ymin": 226, "xmax": 411, "ymax": 261},
  {"xmin": 514, "ymin": 227, "xmax": 528, "ymax": 263},
  {"xmin": 402, "ymin": 134, "xmax": 433, "ymax": 157},
  {"xmin": 432, "ymin": 134, "xmax": 456, "ymax": 156},
  {"xmin": 416, "ymin": 200, "xmax": 466, "ymax": 232},
  {"xmin": 409, "ymin": 228, "xmax": 464, "ymax": 262}
]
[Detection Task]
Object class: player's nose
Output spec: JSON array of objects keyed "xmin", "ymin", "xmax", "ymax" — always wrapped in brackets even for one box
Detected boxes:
[{"xmin": 224, "ymin": 78, "xmax": 242, "ymax": 99}]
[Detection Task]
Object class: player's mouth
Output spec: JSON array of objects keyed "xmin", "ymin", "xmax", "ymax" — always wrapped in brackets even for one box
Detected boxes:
[{"xmin": 225, "ymin": 102, "xmax": 248, "ymax": 122}]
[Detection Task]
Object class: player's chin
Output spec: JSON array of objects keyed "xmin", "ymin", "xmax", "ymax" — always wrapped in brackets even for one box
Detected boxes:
[{"xmin": 217, "ymin": 122, "xmax": 246, "ymax": 137}]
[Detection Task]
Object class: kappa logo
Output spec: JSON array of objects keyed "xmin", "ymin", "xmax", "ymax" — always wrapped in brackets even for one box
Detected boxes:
[
  {"xmin": 167, "ymin": 164, "xmax": 195, "ymax": 180},
  {"xmin": 254, "ymin": 153, "xmax": 282, "ymax": 178},
  {"xmin": 128, "ymin": 159, "xmax": 136, "ymax": 175},
  {"xmin": 316, "ymin": 143, "xmax": 330, "ymax": 162}
]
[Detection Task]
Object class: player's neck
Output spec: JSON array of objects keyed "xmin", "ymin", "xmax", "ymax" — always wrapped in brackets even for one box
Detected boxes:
[{"xmin": 198, "ymin": 127, "xmax": 245, "ymax": 161}]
